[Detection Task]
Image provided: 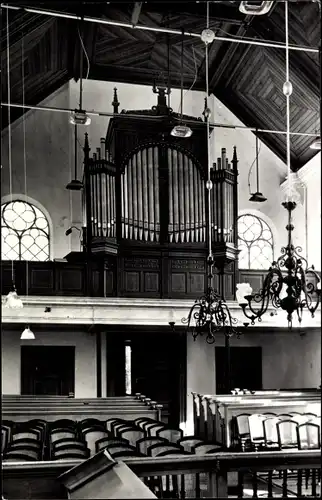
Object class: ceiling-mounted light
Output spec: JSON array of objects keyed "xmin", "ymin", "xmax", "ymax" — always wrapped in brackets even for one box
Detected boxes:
[
  {"xmin": 309, "ymin": 137, "xmax": 321, "ymax": 150},
  {"xmin": 171, "ymin": 125, "xmax": 193, "ymax": 138},
  {"xmin": 69, "ymin": 110, "xmax": 91, "ymax": 126},
  {"xmin": 20, "ymin": 326, "xmax": 35, "ymax": 340},
  {"xmin": 239, "ymin": 1, "xmax": 274, "ymax": 15}
]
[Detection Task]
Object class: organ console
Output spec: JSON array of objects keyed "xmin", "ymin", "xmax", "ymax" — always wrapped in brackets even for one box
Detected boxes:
[{"xmin": 80, "ymin": 87, "xmax": 239, "ymax": 299}]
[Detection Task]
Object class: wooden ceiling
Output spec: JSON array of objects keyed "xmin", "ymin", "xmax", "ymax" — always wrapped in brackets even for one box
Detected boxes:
[{"xmin": 1, "ymin": 1, "xmax": 321, "ymax": 170}]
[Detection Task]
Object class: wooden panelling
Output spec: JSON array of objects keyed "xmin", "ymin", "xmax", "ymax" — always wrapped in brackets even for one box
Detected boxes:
[
  {"xmin": 57, "ymin": 266, "xmax": 84, "ymax": 296},
  {"xmin": 2, "ymin": 259, "xmax": 319, "ymax": 300}
]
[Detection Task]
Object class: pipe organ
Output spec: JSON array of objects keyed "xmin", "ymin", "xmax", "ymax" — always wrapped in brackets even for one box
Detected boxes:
[
  {"xmin": 80, "ymin": 87, "xmax": 239, "ymax": 299},
  {"xmin": 84, "ymin": 136, "xmax": 116, "ymax": 254}
]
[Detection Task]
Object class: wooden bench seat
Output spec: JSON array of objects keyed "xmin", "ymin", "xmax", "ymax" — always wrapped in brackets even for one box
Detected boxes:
[{"xmin": 192, "ymin": 392, "xmax": 321, "ymax": 447}]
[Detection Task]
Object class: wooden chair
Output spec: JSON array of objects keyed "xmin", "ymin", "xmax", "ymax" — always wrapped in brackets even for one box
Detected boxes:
[
  {"xmin": 95, "ymin": 437, "xmax": 130, "ymax": 453},
  {"xmin": 52, "ymin": 448, "xmax": 90, "ymax": 460},
  {"xmin": 12, "ymin": 427, "xmax": 41, "ymax": 442},
  {"xmin": 81, "ymin": 429, "xmax": 108, "ymax": 456},
  {"xmin": 119, "ymin": 429, "xmax": 145, "ymax": 447},
  {"xmin": 297, "ymin": 422, "xmax": 321, "ymax": 450},
  {"xmin": 78, "ymin": 419, "xmax": 105, "ymax": 431},
  {"xmin": 193, "ymin": 443, "xmax": 222, "ymax": 455},
  {"xmin": 4, "ymin": 447, "xmax": 40, "ymax": 460},
  {"xmin": 49, "ymin": 420, "xmax": 76, "ymax": 431},
  {"xmin": 277, "ymin": 420, "xmax": 299, "ymax": 449},
  {"xmin": 105, "ymin": 418, "xmax": 122, "ymax": 433},
  {"xmin": 178, "ymin": 437, "xmax": 203, "ymax": 452},
  {"xmin": 156, "ymin": 427, "xmax": 183, "ymax": 444},
  {"xmin": 147, "ymin": 423, "xmax": 166, "ymax": 437},
  {"xmin": 248, "ymin": 414, "xmax": 266, "ymax": 451},
  {"xmin": 105, "ymin": 444, "xmax": 137, "ymax": 456},
  {"xmin": 263, "ymin": 417, "xmax": 279, "ymax": 449},
  {"xmin": 235, "ymin": 413, "xmax": 251, "ymax": 451},
  {"xmin": 50, "ymin": 429, "xmax": 77, "ymax": 444},
  {"xmin": 136, "ymin": 437, "xmax": 168, "ymax": 455},
  {"xmin": 3, "ymin": 451, "xmax": 38, "ymax": 461},
  {"xmin": 148, "ymin": 443, "xmax": 184, "ymax": 457}
]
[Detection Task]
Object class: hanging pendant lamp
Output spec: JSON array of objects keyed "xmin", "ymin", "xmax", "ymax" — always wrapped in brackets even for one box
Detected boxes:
[
  {"xmin": 171, "ymin": 32, "xmax": 192, "ymax": 138},
  {"xmin": 249, "ymin": 133, "xmax": 267, "ymax": 202},
  {"xmin": 66, "ymin": 124, "xmax": 84, "ymax": 190},
  {"xmin": 21, "ymin": 326, "xmax": 35, "ymax": 340}
]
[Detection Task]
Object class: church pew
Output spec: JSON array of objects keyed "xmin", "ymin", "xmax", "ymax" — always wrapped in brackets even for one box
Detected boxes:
[
  {"xmin": 193, "ymin": 392, "xmax": 320, "ymax": 442},
  {"xmin": 214, "ymin": 400, "xmax": 321, "ymax": 448},
  {"xmin": 204, "ymin": 394, "xmax": 321, "ymax": 444},
  {"xmin": 2, "ymin": 408, "xmax": 161, "ymax": 423}
]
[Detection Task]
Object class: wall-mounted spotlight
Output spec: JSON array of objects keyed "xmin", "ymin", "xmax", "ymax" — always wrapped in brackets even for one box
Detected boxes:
[
  {"xmin": 65, "ymin": 226, "xmax": 81, "ymax": 237},
  {"xmin": 44, "ymin": 307, "xmax": 51, "ymax": 313}
]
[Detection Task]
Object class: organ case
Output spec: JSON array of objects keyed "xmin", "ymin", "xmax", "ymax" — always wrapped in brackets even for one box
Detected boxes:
[{"xmin": 81, "ymin": 87, "xmax": 239, "ymax": 299}]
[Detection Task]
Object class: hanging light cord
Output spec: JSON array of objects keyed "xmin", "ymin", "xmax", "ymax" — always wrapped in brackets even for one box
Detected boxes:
[
  {"xmin": 285, "ymin": 1, "xmax": 291, "ymax": 199},
  {"xmin": 6, "ymin": 9, "xmax": 15, "ymax": 289},
  {"xmin": 205, "ymin": 1, "xmax": 212, "ymax": 261},
  {"xmin": 22, "ymin": 32, "xmax": 29, "ymax": 299}
]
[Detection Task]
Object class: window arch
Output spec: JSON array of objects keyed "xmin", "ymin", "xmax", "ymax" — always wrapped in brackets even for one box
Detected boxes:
[
  {"xmin": 1, "ymin": 200, "xmax": 50, "ymax": 261},
  {"xmin": 237, "ymin": 213, "xmax": 274, "ymax": 270}
]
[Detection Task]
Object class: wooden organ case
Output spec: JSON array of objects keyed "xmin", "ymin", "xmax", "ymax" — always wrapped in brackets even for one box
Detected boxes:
[{"xmin": 82, "ymin": 88, "xmax": 239, "ymax": 300}]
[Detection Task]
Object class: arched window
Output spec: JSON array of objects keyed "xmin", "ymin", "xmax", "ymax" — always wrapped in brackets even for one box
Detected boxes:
[
  {"xmin": 1, "ymin": 200, "xmax": 50, "ymax": 261},
  {"xmin": 237, "ymin": 213, "xmax": 273, "ymax": 270}
]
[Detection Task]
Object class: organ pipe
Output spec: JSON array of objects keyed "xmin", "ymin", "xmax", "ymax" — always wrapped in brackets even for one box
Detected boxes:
[
  {"xmin": 84, "ymin": 137, "xmax": 116, "ymax": 243},
  {"xmin": 210, "ymin": 147, "xmax": 238, "ymax": 246}
]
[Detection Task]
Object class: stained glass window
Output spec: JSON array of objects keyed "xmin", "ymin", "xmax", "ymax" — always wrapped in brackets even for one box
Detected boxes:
[
  {"xmin": 1, "ymin": 200, "xmax": 50, "ymax": 261},
  {"xmin": 237, "ymin": 214, "xmax": 273, "ymax": 270}
]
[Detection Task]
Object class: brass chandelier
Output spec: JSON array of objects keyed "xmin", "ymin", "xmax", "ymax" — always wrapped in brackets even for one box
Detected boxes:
[
  {"xmin": 182, "ymin": 256, "xmax": 244, "ymax": 344},
  {"xmin": 237, "ymin": 0, "xmax": 321, "ymax": 328},
  {"xmin": 182, "ymin": 5, "xmax": 245, "ymax": 344}
]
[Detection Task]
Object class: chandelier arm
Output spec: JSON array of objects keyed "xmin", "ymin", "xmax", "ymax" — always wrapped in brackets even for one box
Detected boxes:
[{"xmin": 299, "ymin": 267, "xmax": 320, "ymax": 316}]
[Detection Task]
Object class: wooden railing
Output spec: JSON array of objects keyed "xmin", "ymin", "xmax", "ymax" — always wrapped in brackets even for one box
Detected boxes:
[{"xmin": 2, "ymin": 450, "xmax": 321, "ymax": 499}]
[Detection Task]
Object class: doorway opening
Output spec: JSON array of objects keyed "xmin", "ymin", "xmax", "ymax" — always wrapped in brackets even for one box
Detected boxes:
[
  {"xmin": 215, "ymin": 346, "xmax": 262, "ymax": 394},
  {"xmin": 21, "ymin": 346, "xmax": 75, "ymax": 395}
]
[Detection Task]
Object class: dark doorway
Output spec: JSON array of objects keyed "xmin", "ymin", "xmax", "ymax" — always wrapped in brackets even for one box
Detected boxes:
[
  {"xmin": 215, "ymin": 346, "xmax": 262, "ymax": 394},
  {"xmin": 21, "ymin": 346, "xmax": 75, "ymax": 395},
  {"xmin": 131, "ymin": 332, "xmax": 186, "ymax": 427}
]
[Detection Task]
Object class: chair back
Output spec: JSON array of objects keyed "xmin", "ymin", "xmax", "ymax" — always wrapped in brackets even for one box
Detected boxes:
[
  {"xmin": 178, "ymin": 437, "xmax": 203, "ymax": 452},
  {"xmin": 148, "ymin": 443, "xmax": 183, "ymax": 457},
  {"xmin": 136, "ymin": 437, "xmax": 167, "ymax": 455},
  {"xmin": 263, "ymin": 417, "xmax": 279, "ymax": 446},
  {"xmin": 156, "ymin": 427, "xmax": 183, "ymax": 443},
  {"xmin": 148, "ymin": 424, "xmax": 166, "ymax": 436},
  {"xmin": 236, "ymin": 414, "xmax": 251, "ymax": 436},
  {"xmin": 82, "ymin": 430, "xmax": 108, "ymax": 456},
  {"xmin": 193, "ymin": 443, "xmax": 222, "ymax": 455},
  {"xmin": 120, "ymin": 429, "xmax": 145, "ymax": 446},
  {"xmin": 95, "ymin": 437, "xmax": 129, "ymax": 453},
  {"xmin": 277, "ymin": 420, "xmax": 298, "ymax": 449},
  {"xmin": 297, "ymin": 422, "xmax": 321, "ymax": 450},
  {"xmin": 248, "ymin": 414, "xmax": 266, "ymax": 442}
]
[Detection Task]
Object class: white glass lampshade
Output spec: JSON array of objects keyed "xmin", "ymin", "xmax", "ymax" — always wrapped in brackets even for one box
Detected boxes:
[
  {"xmin": 4, "ymin": 290, "xmax": 23, "ymax": 309},
  {"xmin": 69, "ymin": 110, "xmax": 91, "ymax": 126},
  {"xmin": 170, "ymin": 125, "xmax": 193, "ymax": 138},
  {"xmin": 20, "ymin": 326, "xmax": 35, "ymax": 340},
  {"xmin": 236, "ymin": 283, "xmax": 253, "ymax": 305},
  {"xmin": 317, "ymin": 281, "xmax": 321, "ymax": 291}
]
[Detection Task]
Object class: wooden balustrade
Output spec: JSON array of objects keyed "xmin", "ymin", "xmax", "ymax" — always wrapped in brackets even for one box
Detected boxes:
[{"xmin": 3, "ymin": 450, "xmax": 321, "ymax": 499}]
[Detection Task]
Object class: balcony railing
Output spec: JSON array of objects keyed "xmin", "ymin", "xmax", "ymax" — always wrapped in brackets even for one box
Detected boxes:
[{"xmin": 2, "ymin": 449, "xmax": 321, "ymax": 499}]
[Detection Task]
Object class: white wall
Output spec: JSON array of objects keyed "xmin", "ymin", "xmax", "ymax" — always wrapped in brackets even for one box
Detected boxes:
[
  {"xmin": 1, "ymin": 329, "xmax": 97, "ymax": 397},
  {"xmin": 298, "ymin": 152, "xmax": 321, "ymax": 270}
]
